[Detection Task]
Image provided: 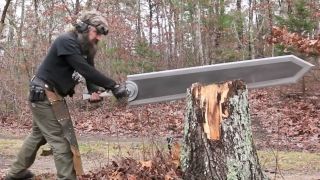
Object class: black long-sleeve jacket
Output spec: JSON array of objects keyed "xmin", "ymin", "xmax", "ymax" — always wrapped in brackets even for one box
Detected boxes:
[{"xmin": 36, "ymin": 32, "xmax": 116, "ymax": 97}]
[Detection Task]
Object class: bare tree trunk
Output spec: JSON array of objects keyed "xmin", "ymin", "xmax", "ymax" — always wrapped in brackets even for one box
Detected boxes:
[
  {"xmin": 85, "ymin": 0, "xmax": 92, "ymax": 9},
  {"xmin": 148, "ymin": 0, "xmax": 153, "ymax": 45},
  {"xmin": 16, "ymin": 0, "xmax": 31, "ymax": 79},
  {"xmin": 0, "ymin": 0, "xmax": 11, "ymax": 34},
  {"xmin": 75, "ymin": 0, "xmax": 80, "ymax": 15},
  {"xmin": 181, "ymin": 80, "xmax": 268, "ymax": 180},
  {"xmin": 161, "ymin": 0, "xmax": 172, "ymax": 68},
  {"xmin": 32, "ymin": 0, "xmax": 39, "ymax": 45},
  {"xmin": 207, "ymin": 0, "xmax": 215, "ymax": 64},
  {"xmin": 168, "ymin": 1, "xmax": 173, "ymax": 67},
  {"xmin": 286, "ymin": 0, "xmax": 292, "ymax": 14},
  {"xmin": 255, "ymin": 0, "xmax": 267, "ymax": 57},
  {"xmin": 266, "ymin": 0, "xmax": 275, "ymax": 56},
  {"xmin": 195, "ymin": 1, "xmax": 204, "ymax": 65},
  {"xmin": 236, "ymin": 0, "xmax": 243, "ymax": 50},
  {"xmin": 172, "ymin": 0, "xmax": 178, "ymax": 67},
  {"xmin": 155, "ymin": 2, "xmax": 161, "ymax": 46},
  {"xmin": 6, "ymin": 0, "xmax": 15, "ymax": 44},
  {"xmin": 31, "ymin": 0, "xmax": 40, "ymax": 74},
  {"xmin": 155, "ymin": 1, "xmax": 165, "ymax": 65},
  {"xmin": 7, "ymin": 0, "xmax": 17, "ymax": 79},
  {"xmin": 248, "ymin": 0, "xmax": 255, "ymax": 59},
  {"xmin": 173, "ymin": 0, "xmax": 183, "ymax": 67},
  {"xmin": 213, "ymin": 0, "xmax": 222, "ymax": 49},
  {"xmin": 48, "ymin": 0, "xmax": 54, "ymax": 44},
  {"xmin": 136, "ymin": 0, "xmax": 142, "ymax": 43},
  {"xmin": 266, "ymin": 0, "xmax": 273, "ymax": 32},
  {"xmin": 17, "ymin": 0, "xmax": 25, "ymax": 47}
]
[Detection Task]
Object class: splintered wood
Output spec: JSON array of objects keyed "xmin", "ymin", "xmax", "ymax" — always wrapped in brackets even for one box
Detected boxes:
[{"xmin": 193, "ymin": 82, "xmax": 231, "ymax": 140}]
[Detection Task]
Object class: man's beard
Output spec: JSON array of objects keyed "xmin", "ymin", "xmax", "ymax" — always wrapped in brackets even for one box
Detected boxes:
[{"xmin": 78, "ymin": 33, "xmax": 98, "ymax": 59}]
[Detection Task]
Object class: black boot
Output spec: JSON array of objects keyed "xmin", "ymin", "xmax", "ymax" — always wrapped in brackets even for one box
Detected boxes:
[{"xmin": 4, "ymin": 170, "xmax": 35, "ymax": 180}]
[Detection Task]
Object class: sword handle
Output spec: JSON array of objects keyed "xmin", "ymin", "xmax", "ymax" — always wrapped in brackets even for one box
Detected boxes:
[
  {"xmin": 82, "ymin": 81, "xmax": 138, "ymax": 102},
  {"xmin": 82, "ymin": 91, "xmax": 112, "ymax": 100}
]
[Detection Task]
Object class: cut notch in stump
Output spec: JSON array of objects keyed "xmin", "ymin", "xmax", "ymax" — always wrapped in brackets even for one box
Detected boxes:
[{"xmin": 192, "ymin": 82, "xmax": 231, "ymax": 140}]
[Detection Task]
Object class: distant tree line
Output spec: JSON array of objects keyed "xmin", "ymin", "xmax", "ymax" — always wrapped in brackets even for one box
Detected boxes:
[{"xmin": 0, "ymin": 0, "xmax": 319, "ymax": 114}]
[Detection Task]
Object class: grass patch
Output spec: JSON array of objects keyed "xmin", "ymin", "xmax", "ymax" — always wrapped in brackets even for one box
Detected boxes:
[
  {"xmin": 79, "ymin": 140, "xmax": 167, "ymax": 161},
  {"xmin": 1, "ymin": 139, "xmax": 319, "ymax": 173},
  {"xmin": 0, "ymin": 139, "xmax": 23, "ymax": 155},
  {"xmin": 258, "ymin": 151, "xmax": 320, "ymax": 173},
  {"xmin": 0, "ymin": 139, "xmax": 167, "ymax": 161}
]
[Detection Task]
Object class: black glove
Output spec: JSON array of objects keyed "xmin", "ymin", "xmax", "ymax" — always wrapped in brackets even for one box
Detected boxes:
[{"xmin": 112, "ymin": 84, "xmax": 128, "ymax": 99}]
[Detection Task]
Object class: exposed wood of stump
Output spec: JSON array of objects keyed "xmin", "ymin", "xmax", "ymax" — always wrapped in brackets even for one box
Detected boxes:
[{"xmin": 181, "ymin": 80, "xmax": 268, "ymax": 180}]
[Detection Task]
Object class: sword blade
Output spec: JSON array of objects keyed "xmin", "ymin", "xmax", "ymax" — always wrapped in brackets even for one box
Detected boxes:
[{"xmin": 127, "ymin": 55, "xmax": 314, "ymax": 105}]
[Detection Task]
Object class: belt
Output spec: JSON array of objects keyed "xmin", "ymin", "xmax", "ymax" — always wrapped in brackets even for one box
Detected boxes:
[{"xmin": 30, "ymin": 76, "xmax": 54, "ymax": 91}]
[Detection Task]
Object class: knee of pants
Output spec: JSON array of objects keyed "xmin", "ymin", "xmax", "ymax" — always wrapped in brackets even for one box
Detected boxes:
[
  {"xmin": 51, "ymin": 139, "xmax": 72, "ymax": 156},
  {"xmin": 22, "ymin": 135, "xmax": 46, "ymax": 152},
  {"xmin": 54, "ymin": 150, "xmax": 73, "ymax": 162}
]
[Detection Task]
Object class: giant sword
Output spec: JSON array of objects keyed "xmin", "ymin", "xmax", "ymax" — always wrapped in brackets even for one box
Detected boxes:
[
  {"xmin": 124, "ymin": 55, "xmax": 313, "ymax": 105},
  {"xmin": 84, "ymin": 55, "xmax": 313, "ymax": 105}
]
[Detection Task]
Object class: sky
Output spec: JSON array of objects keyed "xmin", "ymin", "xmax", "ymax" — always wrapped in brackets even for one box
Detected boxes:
[{"xmin": 0, "ymin": 1, "xmax": 5, "ymax": 8}]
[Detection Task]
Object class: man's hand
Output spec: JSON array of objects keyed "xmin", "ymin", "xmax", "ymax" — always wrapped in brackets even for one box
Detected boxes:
[{"xmin": 89, "ymin": 91, "xmax": 102, "ymax": 102}]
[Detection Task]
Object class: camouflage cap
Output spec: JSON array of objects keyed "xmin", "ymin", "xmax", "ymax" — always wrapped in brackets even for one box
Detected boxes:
[{"xmin": 79, "ymin": 10, "xmax": 109, "ymax": 35}]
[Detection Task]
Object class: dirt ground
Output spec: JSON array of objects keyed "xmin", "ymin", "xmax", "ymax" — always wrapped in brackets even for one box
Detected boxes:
[
  {"xmin": 0, "ymin": 125, "xmax": 319, "ymax": 180},
  {"xmin": 1, "ymin": 74, "xmax": 320, "ymax": 179}
]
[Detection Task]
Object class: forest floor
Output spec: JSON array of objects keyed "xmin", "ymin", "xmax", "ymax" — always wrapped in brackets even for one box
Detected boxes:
[{"xmin": 0, "ymin": 75, "xmax": 320, "ymax": 179}]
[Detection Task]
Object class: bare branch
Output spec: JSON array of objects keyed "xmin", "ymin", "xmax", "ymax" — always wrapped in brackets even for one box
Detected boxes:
[
  {"xmin": 60, "ymin": 0, "xmax": 73, "ymax": 17},
  {"xmin": 0, "ymin": 0, "xmax": 12, "ymax": 34}
]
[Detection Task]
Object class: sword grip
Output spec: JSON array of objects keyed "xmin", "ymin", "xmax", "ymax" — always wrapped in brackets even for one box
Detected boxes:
[{"xmin": 82, "ymin": 91, "xmax": 112, "ymax": 100}]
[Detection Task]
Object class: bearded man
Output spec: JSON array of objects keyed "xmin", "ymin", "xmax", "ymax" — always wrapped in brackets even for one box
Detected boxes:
[{"xmin": 5, "ymin": 10, "xmax": 127, "ymax": 180}]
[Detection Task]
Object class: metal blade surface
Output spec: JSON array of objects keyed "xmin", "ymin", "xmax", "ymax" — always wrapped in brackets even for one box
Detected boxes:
[{"xmin": 127, "ymin": 55, "xmax": 313, "ymax": 105}]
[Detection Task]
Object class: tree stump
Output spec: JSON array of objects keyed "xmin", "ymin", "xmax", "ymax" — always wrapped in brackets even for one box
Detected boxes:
[{"xmin": 181, "ymin": 80, "xmax": 268, "ymax": 180}]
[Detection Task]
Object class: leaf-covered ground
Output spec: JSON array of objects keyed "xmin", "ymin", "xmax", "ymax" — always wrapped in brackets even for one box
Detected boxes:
[
  {"xmin": 1, "ymin": 79, "xmax": 320, "ymax": 179},
  {"xmin": 250, "ymin": 88, "xmax": 320, "ymax": 152}
]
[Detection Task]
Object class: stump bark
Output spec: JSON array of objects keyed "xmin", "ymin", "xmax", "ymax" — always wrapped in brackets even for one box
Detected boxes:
[{"xmin": 181, "ymin": 80, "xmax": 268, "ymax": 180}]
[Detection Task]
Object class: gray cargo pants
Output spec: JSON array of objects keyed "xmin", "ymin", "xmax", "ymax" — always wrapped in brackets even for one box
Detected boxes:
[{"xmin": 7, "ymin": 99, "xmax": 76, "ymax": 180}]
